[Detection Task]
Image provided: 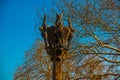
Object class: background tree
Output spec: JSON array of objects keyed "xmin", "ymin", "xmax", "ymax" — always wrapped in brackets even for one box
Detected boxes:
[{"xmin": 14, "ymin": 0, "xmax": 120, "ymax": 80}]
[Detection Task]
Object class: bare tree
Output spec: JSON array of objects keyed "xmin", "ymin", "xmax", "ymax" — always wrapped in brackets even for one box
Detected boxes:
[{"xmin": 14, "ymin": 0, "xmax": 120, "ymax": 80}]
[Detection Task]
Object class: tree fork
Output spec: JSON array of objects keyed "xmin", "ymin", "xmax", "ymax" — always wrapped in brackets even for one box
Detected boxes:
[{"xmin": 41, "ymin": 13, "xmax": 74, "ymax": 80}]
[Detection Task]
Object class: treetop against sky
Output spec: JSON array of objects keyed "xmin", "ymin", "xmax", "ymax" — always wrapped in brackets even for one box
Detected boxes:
[{"xmin": 0, "ymin": 0, "xmax": 120, "ymax": 80}]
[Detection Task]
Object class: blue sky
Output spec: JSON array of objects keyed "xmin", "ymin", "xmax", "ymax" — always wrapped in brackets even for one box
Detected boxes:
[
  {"xmin": 0, "ymin": 0, "xmax": 47, "ymax": 80},
  {"xmin": 0, "ymin": 0, "xmax": 120, "ymax": 80}
]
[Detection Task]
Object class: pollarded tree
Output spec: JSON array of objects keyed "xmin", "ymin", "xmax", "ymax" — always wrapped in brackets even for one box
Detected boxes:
[{"xmin": 14, "ymin": 0, "xmax": 120, "ymax": 80}]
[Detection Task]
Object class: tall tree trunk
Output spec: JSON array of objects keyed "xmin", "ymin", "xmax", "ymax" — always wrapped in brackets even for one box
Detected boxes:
[{"xmin": 53, "ymin": 60, "xmax": 62, "ymax": 80}]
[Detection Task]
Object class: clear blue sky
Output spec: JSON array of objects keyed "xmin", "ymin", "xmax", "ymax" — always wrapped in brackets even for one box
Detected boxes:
[{"xmin": 0, "ymin": 0, "xmax": 50, "ymax": 80}]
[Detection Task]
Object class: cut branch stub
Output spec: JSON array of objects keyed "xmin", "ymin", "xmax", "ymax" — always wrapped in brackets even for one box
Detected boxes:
[{"xmin": 39, "ymin": 13, "xmax": 75, "ymax": 58}]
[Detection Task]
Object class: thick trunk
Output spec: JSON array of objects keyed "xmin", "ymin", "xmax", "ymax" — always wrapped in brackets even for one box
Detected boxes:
[
  {"xmin": 53, "ymin": 59, "xmax": 62, "ymax": 80},
  {"xmin": 55, "ymin": 61, "xmax": 62, "ymax": 80}
]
